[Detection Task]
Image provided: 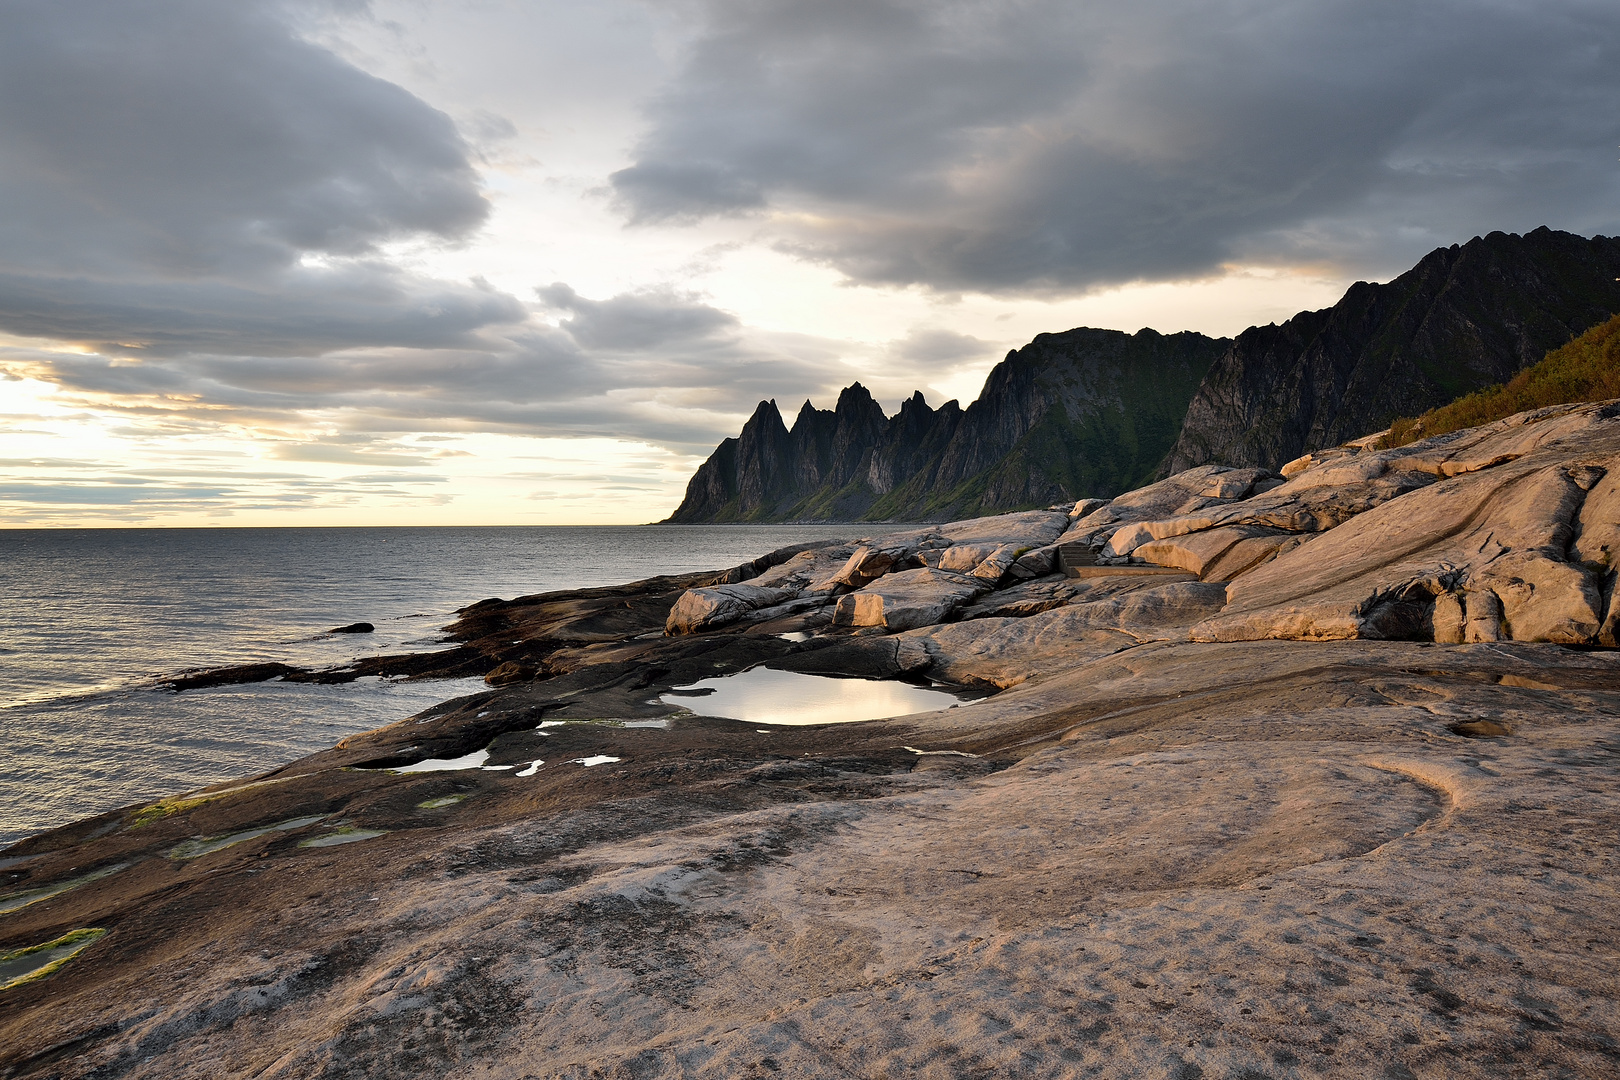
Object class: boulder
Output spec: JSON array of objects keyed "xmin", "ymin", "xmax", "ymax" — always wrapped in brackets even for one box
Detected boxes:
[
  {"xmin": 1130, "ymin": 525, "xmax": 1292, "ymax": 578},
  {"xmin": 810, "ymin": 545, "xmax": 898, "ymax": 591},
  {"xmin": 929, "ymin": 543, "xmax": 1001, "ymax": 574},
  {"xmin": 1058, "ymin": 466, "xmax": 1280, "ymax": 553},
  {"xmin": 956, "ymin": 577, "xmax": 1080, "ymax": 620},
  {"xmin": 831, "ymin": 568, "xmax": 989, "ymax": 632},
  {"xmin": 897, "ymin": 622, "xmax": 1139, "ymax": 689},
  {"xmin": 969, "ymin": 543, "xmax": 1030, "ymax": 585},
  {"xmin": 328, "ymin": 622, "xmax": 374, "ymax": 634},
  {"xmin": 1463, "ymin": 590, "xmax": 1504, "ymax": 643},
  {"xmin": 1572, "ymin": 466, "xmax": 1620, "ymax": 646},
  {"xmin": 896, "ymin": 581, "xmax": 1225, "ymax": 687},
  {"xmin": 665, "ymin": 583, "xmax": 799, "ymax": 635},
  {"xmin": 1432, "ymin": 592, "xmax": 1466, "ymax": 644},
  {"xmin": 1005, "ymin": 543, "xmax": 1060, "ymax": 581}
]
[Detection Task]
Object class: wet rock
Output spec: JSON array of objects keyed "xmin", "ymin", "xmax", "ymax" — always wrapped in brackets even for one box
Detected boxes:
[
  {"xmin": 484, "ymin": 661, "xmax": 537, "ymax": 687},
  {"xmin": 327, "ymin": 622, "xmax": 374, "ymax": 634},
  {"xmin": 161, "ymin": 662, "xmax": 302, "ymax": 691}
]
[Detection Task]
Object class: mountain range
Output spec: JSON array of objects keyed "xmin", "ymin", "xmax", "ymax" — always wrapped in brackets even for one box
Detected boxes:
[{"xmin": 665, "ymin": 227, "xmax": 1620, "ymax": 523}]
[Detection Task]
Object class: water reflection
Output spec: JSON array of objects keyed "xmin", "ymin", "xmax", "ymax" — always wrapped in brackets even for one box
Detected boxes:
[{"xmin": 661, "ymin": 667, "xmax": 962, "ymax": 726}]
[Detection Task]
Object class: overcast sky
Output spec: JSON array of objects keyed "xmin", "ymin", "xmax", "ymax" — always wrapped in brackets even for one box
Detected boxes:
[{"xmin": 1, "ymin": 0, "xmax": 1615, "ymax": 525}]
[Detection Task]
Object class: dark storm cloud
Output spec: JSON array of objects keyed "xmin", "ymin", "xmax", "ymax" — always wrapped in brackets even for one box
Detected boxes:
[
  {"xmin": 614, "ymin": 0, "xmax": 1620, "ymax": 291},
  {"xmin": 0, "ymin": 0, "xmax": 520, "ymax": 353}
]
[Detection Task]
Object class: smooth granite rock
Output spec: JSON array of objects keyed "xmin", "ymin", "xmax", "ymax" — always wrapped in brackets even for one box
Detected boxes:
[
  {"xmin": 832, "ymin": 567, "xmax": 989, "ymax": 631},
  {"xmin": 1189, "ymin": 402, "xmax": 1620, "ymax": 643},
  {"xmin": 664, "ymin": 582, "xmax": 801, "ymax": 635},
  {"xmin": 10, "ymin": 424, "xmax": 1620, "ymax": 1080}
]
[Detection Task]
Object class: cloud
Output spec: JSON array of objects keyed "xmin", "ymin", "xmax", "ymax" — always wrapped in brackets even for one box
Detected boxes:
[
  {"xmin": 536, "ymin": 283, "xmax": 739, "ymax": 351},
  {"xmin": 0, "ymin": 0, "xmax": 523, "ymax": 355},
  {"xmin": 613, "ymin": 0, "xmax": 1620, "ymax": 292},
  {"xmin": 5, "ymin": 282, "xmax": 870, "ymax": 452}
]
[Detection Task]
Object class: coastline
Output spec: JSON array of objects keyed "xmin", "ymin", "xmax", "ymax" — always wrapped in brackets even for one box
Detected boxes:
[{"xmin": 3, "ymin": 405, "xmax": 1619, "ymax": 1077}]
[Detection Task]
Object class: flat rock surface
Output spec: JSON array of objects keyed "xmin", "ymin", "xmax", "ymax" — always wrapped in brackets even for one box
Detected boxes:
[
  {"xmin": 4, "ymin": 634, "xmax": 1618, "ymax": 1080},
  {"xmin": 6, "ymin": 408, "xmax": 1620, "ymax": 1079}
]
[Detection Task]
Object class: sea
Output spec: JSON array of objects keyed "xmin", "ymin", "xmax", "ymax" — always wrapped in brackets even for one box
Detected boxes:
[{"xmin": 0, "ymin": 525, "xmax": 856, "ymax": 849}]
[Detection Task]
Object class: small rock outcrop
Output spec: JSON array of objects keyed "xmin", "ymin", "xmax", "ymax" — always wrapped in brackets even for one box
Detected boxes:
[{"xmin": 666, "ymin": 399, "xmax": 1620, "ymax": 654}]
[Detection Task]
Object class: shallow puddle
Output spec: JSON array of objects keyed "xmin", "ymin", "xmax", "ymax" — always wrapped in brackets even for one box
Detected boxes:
[
  {"xmin": 170, "ymin": 815, "xmax": 326, "ymax": 859},
  {"xmin": 0, "ymin": 928, "xmax": 106, "ymax": 991},
  {"xmin": 390, "ymin": 749, "xmax": 513, "ymax": 773},
  {"xmin": 569, "ymin": 756, "xmax": 621, "ymax": 767},
  {"xmin": 416, "ymin": 795, "xmax": 467, "ymax": 809},
  {"xmin": 299, "ymin": 828, "xmax": 387, "ymax": 848},
  {"xmin": 660, "ymin": 667, "xmax": 964, "ymax": 725},
  {"xmin": 515, "ymin": 760, "xmax": 544, "ymax": 776},
  {"xmin": 0, "ymin": 864, "xmax": 127, "ymax": 915}
]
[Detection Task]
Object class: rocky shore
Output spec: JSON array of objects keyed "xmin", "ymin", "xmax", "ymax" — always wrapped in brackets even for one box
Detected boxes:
[{"xmin": 3, "ymin": 402, "xmax": 1619, "ymax": 1079}]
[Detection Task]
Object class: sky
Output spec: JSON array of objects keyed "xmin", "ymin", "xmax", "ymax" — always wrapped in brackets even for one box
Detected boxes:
[{"xmin": 1, "ymin": 0, "xmax": 1616, "ymax": 526}]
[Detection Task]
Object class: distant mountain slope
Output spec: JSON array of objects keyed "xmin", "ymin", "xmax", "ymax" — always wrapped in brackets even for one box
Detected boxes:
[
  {"xmin": 1162, "ymin": 227, "xmax": 1620, "ymax": 474},
  {"xmin": 668, "ymin": 227, "xmax": 1620, "ymax": 523},
  {"xmin": 664, "ymin": 327, "xmax": 1226, "ymax": 523}
]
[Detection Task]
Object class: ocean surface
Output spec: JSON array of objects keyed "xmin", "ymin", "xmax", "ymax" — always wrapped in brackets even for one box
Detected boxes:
[{"xmin": 0, "ymin": 525, "xmax": 857, "ymax": 848}]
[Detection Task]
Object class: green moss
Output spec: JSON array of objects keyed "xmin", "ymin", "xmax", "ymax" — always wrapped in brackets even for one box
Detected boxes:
[
  {"xmin": 0, "ymin": 928, "xmax": 106, "ymax": 991},
  {"xmin": 1383, "ymin": 315, "xmax": 1620, "ymax": 448},
  {"xmin": 129, "ymin": 776, "xmax": 294, "ymax": 827},
  {"xmin": 130, "ymin": 793, "xmax": 217, "ymax": 827}
]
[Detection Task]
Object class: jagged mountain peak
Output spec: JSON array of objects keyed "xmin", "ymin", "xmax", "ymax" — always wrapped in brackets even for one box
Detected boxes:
[{"xmin": 667, "ymin": 228, "xmax": 1620, "ymax": 524}]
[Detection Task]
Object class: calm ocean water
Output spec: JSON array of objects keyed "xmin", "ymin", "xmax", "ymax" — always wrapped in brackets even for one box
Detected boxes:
[{"xmin": 0, "ymin": 525, "xmax": 854, "ymax": 847}]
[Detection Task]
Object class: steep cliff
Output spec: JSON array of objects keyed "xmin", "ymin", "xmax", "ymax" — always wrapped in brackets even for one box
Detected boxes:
[
  {"xmin": 670, "ymin": 227, "xmax": 1620, "ymax": 523},
  {"xmin": 1162, "ymin": 227, "xmax": 1620, "ymax": 473},
  {"xmin": 664, "ymin": 327, "xmax": 1225, "ymax": 522}
]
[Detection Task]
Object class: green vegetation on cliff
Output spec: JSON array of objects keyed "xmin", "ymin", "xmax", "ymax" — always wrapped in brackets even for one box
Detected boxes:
[{"xmin": 1383, "ymin": 314, "xmax": 1620, "ymax": 448}]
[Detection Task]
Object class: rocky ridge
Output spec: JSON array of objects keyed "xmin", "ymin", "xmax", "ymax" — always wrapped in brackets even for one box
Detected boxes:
[
  {"xmin": 3, "ymin": 405, "xmax": 1620, "ymax": 1078},
  {"xmin": 1164, "ymin": 227, "xmax": 1620, "ymax": 475},
  {"xmin": 672, "ymin": 227, "xmax": 1620, "ymax": 523},
  {"xmin": 666, "ymin": 327, "xmax": 1225, "ymax": 523}
]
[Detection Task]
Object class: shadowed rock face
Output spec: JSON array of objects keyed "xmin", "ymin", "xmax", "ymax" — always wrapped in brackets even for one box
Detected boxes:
[
  {"xmin": 1164, "ymin": 227, "xmax": 1620, "ymax": 474},
  {"xmin": 6, "ymin": 407, "xmax": 1620, "ymax": 1079},
  {"xmin": 669, "ymin": 228, "xmax": 1620, "ymax": 525},
  {"xmin": 664, "ymin": 328, "xmax": 1225, "ymax": 523}
]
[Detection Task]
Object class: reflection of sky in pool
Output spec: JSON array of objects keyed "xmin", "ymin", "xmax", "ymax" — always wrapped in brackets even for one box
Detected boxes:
[{"xmin": 661, "ymin": 667, "xmax": 961, "ymax": 726}]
